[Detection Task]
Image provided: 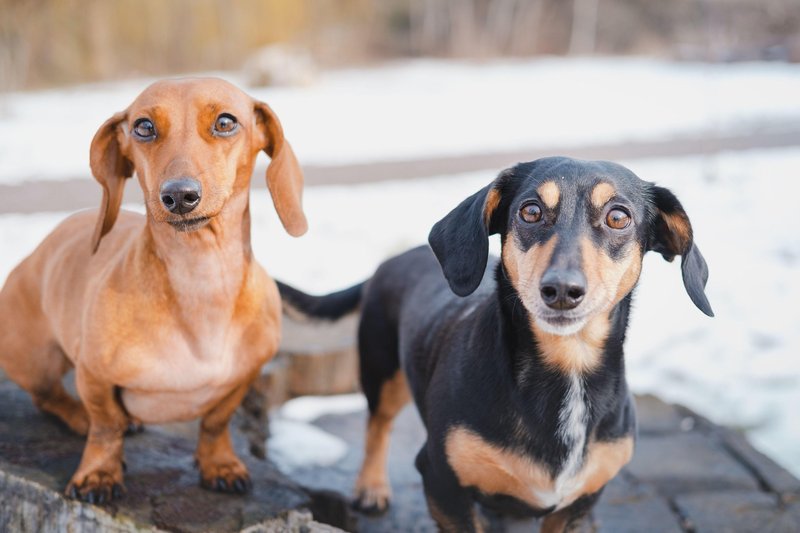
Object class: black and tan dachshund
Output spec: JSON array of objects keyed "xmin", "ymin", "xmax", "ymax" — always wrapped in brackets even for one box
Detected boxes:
[{"xmin": 278, "ymin": 156, "xmax": 713, "ymax": 532}]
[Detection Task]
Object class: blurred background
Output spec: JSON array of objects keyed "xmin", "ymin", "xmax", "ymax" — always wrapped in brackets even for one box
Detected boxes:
[
  {"xmin": 2, "ymin": 0, "xmax": 799, "ymax": 90},
  {"xmin": 0, "ymin": 0, "xmax": 798, "ymax": 484}
]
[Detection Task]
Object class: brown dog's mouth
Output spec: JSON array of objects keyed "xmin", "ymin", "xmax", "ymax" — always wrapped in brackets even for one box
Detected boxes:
[{"xmin": 168, "ymin": 216, "xmax": 211, "ymax": 232}]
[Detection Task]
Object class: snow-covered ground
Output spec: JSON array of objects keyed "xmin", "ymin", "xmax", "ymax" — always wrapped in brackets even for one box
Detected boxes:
[
  {"xmin": 0, "ymin": 147, "xmax": 797, "ymax": 476},
  {"xmin": 0, "ymin": 58, "xmax": 797, "ymax": 477},
  {"xmin": 2, "ymin": 58, "xmax": 800, "ymax": 183}
]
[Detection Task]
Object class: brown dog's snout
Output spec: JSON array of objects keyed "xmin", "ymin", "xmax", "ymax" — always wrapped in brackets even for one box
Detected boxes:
[
  {"xmin": 539, "ymin": 268, "xmax": 586, "ymax": 310},
  {"xmin": 160, "ymin": 178, "xmax": 202, "ymax": 215}
]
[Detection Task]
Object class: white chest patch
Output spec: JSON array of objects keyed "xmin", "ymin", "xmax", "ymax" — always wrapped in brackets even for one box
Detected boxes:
[{"xmin": 533, "ymin": 373, "xmax": 589, "ymax": 509}]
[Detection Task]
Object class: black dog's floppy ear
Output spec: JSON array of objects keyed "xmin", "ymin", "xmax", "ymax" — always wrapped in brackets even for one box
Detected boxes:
[
  {"xmin": 648, "ymin": 185, "xmax": 714, "ymax": 317},
  {"xmin": 428, "ymin": 172, "xmax": 508, "ymax": 297}
]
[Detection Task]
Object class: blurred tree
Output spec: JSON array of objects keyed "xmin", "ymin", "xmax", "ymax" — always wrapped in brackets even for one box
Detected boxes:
[{"xmin": 0, "ymin": 0, "xmax": 797, "ymax": 90}]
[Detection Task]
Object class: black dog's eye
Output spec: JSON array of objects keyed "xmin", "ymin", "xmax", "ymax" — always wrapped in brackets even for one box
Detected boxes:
[
  {"xmin": 132, "ymin": 118, "xmax": 156, "ymax": 141},
  {"xmin": 606, "ymin": 208, "xmax": 631, "ymax": 229},
  {"xmin": 519, "ymin": 202, "xmax": 542, "ymax": 224},
  {"xmin": 213, "ymin": 113, "xmax": 238, "ymax": 136}
]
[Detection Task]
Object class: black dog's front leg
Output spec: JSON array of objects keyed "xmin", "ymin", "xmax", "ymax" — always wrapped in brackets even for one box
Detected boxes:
[{"xmin": 416, "ymin": 444, "xmax": 483, "ymax": 532}]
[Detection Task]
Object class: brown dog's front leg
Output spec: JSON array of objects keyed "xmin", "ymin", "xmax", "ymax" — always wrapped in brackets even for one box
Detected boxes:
[
  {"xmin": 66, "ymin": 368, "xmax": 128, "ymax": 503},
  {"xmin": 196, "ymin": 380, "xmax": 254, "ymax": 494}
]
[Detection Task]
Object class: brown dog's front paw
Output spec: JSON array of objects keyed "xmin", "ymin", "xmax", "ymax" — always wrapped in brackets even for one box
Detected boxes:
[
  {"xmin": 65, "ymin": 471, "xmax": 125, "ymax": 504},
  {"xmin": 199, "ymin": 459, "xmax": 251, "ymax": 494},
  {"xmin": 352, "ymin": 483, "xmax": 392, "ymax": 515},
  {"xmin": 125, "ymin": 418, "xmax": 144, "ymax": 435}
]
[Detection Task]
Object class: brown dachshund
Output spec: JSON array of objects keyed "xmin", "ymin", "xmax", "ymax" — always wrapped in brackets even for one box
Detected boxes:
[{"xmin": 0, "ymin": 78, "xmax": 307, "ymax": 503}]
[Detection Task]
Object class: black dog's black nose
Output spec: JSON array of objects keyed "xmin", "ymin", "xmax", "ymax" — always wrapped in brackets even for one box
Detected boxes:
[
  {"xmin": 540, "ymin": 269, "xmax": 587, "ymax": 310},
  {"xmin": 160, "ymin": 178, "xmax": 202, "ymax": 215}
]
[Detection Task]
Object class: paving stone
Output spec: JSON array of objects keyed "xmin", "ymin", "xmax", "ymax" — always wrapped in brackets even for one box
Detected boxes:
[
  {"xmin": 293, "ymin": 405, "xmax": 436, "ymax": 533},
  {"xmin": 674, "ymin": 490, "xmax": 800, "ymax": 533},
  {"xmin": 3, "ymin": 371, "xmax": 798, "ymax": 533},
  {"xmin": 717, "ymin": 428, "xmax": 800, "ymax": 499},
  {"xmin": 592, "ymin": 475, "xmax": 683, "ymax": 533},
  {"xmin": 0, "ymin": 381, "xmax": 331, "ymax": 533},
  {"xmin": 634, "ymin": 394, "xmax": 688, "ymax": 435},
  {"xmin": 627, "ymin": 432, "xmax": 760, "ymax": 496}
]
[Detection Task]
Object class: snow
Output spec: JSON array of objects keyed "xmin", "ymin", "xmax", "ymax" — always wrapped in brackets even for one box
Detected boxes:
[
  {"xmin": 277, "ymin": 393, "xmax": 367, "ymax": 423},
  {"xmin": 267, "ymin": 419, "xmax": 349, "ymax": 472},
  {"xmin": 0, "ymin": 58, "xmax": 797, "ymax": 477},
  {"xmin": 1, "ymin": 147, "xmax": 796, "ymax": 475},
  {"xmin": 3, "ymin": 58, "xmax": 800, "ymax": 184},
  {"xmin": 266, "ymin": 394, "xmax": 365, "ymax": 471}
]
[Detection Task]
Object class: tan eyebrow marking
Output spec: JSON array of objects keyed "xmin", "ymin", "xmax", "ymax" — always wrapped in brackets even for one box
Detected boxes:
[
  {"xmin": 537, "ymin": 181, "xmax": 560, "ymax": 209},
  {"xmin": 591, "ymin": 182, "xmax": 616, "ymax": 209}
]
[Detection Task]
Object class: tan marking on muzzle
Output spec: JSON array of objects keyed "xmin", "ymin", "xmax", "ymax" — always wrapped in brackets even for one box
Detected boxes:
[
  {"xmin": 580, "ymin": 237, "xmax": 642, "ymax": 308},
  {"xmin": 501, "ymin": 235, "xmax": 558, "ymax": 292},
  {"xmin": 537, "ymin": 181, "xmax": 560, "ymax": 210}
]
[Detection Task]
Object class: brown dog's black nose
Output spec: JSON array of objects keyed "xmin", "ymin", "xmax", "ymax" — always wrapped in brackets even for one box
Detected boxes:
[
  {"xmin": 540, "ymin": 269, "xmax": 586, "ymax": 310},
  {"xmin": 160, "ymin": 178, "xmax": 202, "ymax": 215}
]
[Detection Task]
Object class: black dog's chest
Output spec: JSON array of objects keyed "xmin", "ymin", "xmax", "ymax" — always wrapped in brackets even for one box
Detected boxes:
[{"xmin": 474, "ymin": 490, "xmax": 554, "ymax": 519}]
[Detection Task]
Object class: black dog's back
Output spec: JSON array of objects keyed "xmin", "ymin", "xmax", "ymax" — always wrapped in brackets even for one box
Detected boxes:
[
  {"xmin": 276, "ymin": 156, "xmax": 712, "ymax": 529},
  {"xmin": 358, "ymin": 245, "xmax": 498, "ymax": 412}
]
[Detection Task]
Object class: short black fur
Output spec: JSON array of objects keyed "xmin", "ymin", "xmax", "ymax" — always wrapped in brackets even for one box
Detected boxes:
[{"xmin": 279, "ymin": 156, "xmax": 713, "ymax": 532}]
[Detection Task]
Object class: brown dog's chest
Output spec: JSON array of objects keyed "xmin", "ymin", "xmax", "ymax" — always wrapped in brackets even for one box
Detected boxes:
[
  {"xmin": 118, "ymin": 320, "xmax": 277, "ymax": 423},
  {"xmin": 445, "ymin": 426, "xmax": 633, "ymax": 512}
]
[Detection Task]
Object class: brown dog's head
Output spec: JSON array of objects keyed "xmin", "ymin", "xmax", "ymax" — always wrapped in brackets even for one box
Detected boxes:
[
  {"xmin": 429, "ymin": 156, "xmax": 713, "ymax": 337},
  {"xmin": 88, "ymin": 77, "xmax": 307, "ymax": 252}
]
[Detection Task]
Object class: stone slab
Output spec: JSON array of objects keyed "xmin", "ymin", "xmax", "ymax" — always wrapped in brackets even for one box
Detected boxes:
[
  {"xmin": 635, "ymin": 394, "xmax": 690, "ymax": 435},
  {"xmin": 627, "ymin": 432, "xmax": 760, "ymax": 496},
  {"xmin": 674, "ymin": 490, "xmax": 800, "ymax": 533},
  {"xmin": 0, "ymin": 381, "xmax": 327, "ymax": 533},
  {"xmin": 592, "ymin": 474, "xmax": 683, "ymax": 533}
]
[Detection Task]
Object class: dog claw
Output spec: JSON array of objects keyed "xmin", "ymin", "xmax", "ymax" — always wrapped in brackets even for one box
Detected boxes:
[
  {"xmin": 125, "ymin": 422, "xmax": 144, "ymax": 435},
  {"xmin": 112, "ymin": 484, "xmax": 123, "ymax": 499},
  {"xmin": 215, "ymin": 477, "xmax": 229, "ymax": 491},
  {"xmin": 352, "ymin": 487, "xmax": 391, "ymax": 515},
  {"xmin": 351, "ymin": 499, "xmax": 389, "ymax": 516},
  {"xmin": 233, "ymin": 478, "xmax": 249, "ymax": 494}
]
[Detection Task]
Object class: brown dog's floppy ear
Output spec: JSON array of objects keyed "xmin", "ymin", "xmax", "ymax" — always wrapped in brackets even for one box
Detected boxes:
[
  {"xmin": 254, "ymin": 100, "xmax": 308, "ymax": 237},
  {"xmin": 428, "ymin": 170, "xmax": 511, "ymax": 297},
  {"xmin": 648, "ymin": 185, "xmax": 714, "ymax": 317},
  {"xmin": 89, "ymin": 111, "xmax": 133, "ymax": 253}
]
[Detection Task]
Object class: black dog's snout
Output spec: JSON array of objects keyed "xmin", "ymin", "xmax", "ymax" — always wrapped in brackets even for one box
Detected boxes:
[
  {"xmin": 160, "ymin": 178, "xmax": 202, "ymax": 215},
  {"xmin": 540, "ymin": 269, "xmax": 587, "ymax": 310}
]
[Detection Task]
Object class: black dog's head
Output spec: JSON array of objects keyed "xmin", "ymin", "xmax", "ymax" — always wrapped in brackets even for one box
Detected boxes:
[{"xmin": 429, "ymin": 156, "xmax": 713, "ymax": 337}]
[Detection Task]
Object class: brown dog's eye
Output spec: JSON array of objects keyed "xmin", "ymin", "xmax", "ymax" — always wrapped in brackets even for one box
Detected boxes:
[
  {"xmin": 606, "ymin": 208, "xmax": 631, "ymax": 229},
  {"xmin": 213, "ymin": 114, "xmax": 238, "ymax": 136},
  {"xmin": 519, "ymin": 202, "xmax": 542, "ymax": 223},
  {"xmin": 132, "ymin": 118, "xmax": 156, "ymax": 141}
]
